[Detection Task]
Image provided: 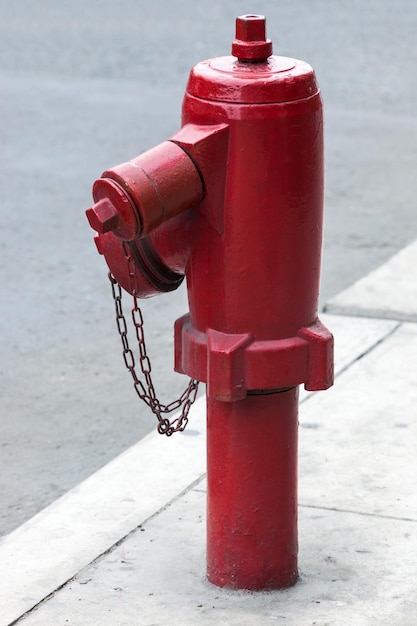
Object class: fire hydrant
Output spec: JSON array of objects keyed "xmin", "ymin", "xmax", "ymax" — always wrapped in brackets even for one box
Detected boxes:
[{"xmin": 86, "ymin": 15, "xmax": 333, "ymax": 590}]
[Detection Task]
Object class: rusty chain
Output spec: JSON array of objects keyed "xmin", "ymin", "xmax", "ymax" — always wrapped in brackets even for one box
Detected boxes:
[{"xmin": 108, "ymin": 242, "xmax": 199, "ymax": 436}]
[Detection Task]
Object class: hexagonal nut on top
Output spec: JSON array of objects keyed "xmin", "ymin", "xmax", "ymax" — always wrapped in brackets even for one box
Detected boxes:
[
  {"xmin": 232, "ymin": 15, "xmax": 273, "ymax": 62},
  {"xmin": 86, "ymin": 197, "xmax": 119, "ymax": 234}
]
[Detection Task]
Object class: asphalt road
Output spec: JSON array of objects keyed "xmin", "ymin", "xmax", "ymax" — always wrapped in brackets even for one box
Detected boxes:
[{"xmin": 1, "ymin": 0, "xmax": 416, "ymax": 535}]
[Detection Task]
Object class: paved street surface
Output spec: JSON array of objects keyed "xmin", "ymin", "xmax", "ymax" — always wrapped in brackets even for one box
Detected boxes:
[
  {"xmin": 1, "ymin": 241, "xmax": 417, "ymax": 625},
  {"xmin": 1, "ymin": 0, "xmax": 416, "ymax": 534}
]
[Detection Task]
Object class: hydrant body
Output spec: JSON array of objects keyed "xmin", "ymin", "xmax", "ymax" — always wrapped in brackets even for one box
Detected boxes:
[{"xmin": 87, "ymin": 15, "xmax": 333, "ymax": 591}]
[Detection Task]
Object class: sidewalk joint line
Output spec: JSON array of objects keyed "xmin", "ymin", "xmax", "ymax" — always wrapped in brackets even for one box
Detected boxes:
[
  {"xmin": 302, "ymin": 320, "xmax": 402, "ymax": 406},
  {"xmin": 299, "ymin": 502, "xmax": 417, "ymax": 523},
  {"xmin": 7, "ymin": 472, "xmax": 207, "ymax": 626},
  {"xmin": 336, "ymin": 320, "xmax": 401, "ymax": 377}
]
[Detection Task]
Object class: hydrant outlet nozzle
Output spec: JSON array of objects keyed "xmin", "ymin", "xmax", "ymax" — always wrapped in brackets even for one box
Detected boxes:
[{"xmin": 87, "ymin": 141, "xmax": 204, "ymax": 241}]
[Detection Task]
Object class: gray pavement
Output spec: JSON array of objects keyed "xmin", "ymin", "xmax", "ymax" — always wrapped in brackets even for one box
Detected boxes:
[
  {"xmin": 1, "ymin": 0, "xmax": 417, "ymax": 536},
  {"xmin": 1, "ymin": 242, "xmax": 417, "ymax": 625}
]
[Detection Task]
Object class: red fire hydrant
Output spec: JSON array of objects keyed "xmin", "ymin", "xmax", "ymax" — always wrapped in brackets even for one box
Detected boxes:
[{"xmin": 86, "ymin": 15, "xmax": 333, "ymax": 590}]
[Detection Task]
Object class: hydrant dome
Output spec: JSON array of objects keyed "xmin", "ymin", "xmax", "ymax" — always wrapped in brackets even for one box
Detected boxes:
[{"xmin": 186, "ymin": 55, "xmax": 319, "ymax": 105}]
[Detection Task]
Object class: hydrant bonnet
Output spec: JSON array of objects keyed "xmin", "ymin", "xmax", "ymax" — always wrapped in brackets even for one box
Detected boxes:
[{"xmin": 187, "ymin": 15, "xmax": 318, "ymax": 104}]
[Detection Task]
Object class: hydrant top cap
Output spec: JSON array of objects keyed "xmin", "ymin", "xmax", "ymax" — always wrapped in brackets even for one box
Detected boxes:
[
  {"xmin": 186, "ymin": 56, "xmax": 318, "ymax": 105},
  {"xmin": 186, "ymin": 14, "xmax": 319, "ymax": 105}
]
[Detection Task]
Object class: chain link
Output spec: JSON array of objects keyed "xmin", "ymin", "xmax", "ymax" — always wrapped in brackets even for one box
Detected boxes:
[{"xmin": 108, "ymin": 243, "xmax": 199, "ymax": 436}]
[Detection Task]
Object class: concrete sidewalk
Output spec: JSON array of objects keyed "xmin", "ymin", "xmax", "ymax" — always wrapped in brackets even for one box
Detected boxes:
[{"xmin": 1, "ymin": 241, "xmax": 417, "ymax": 626}]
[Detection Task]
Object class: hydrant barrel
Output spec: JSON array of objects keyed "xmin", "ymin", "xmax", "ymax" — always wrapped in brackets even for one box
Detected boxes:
[{"xmin": 182, "ymin": 47, "xmax": 324, "ymax": 342}]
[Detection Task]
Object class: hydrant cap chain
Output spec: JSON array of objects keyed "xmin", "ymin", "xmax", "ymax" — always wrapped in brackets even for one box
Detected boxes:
[{"xmin": 186, "ymin": 15, "xmax": 319, "ymax": 104}]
